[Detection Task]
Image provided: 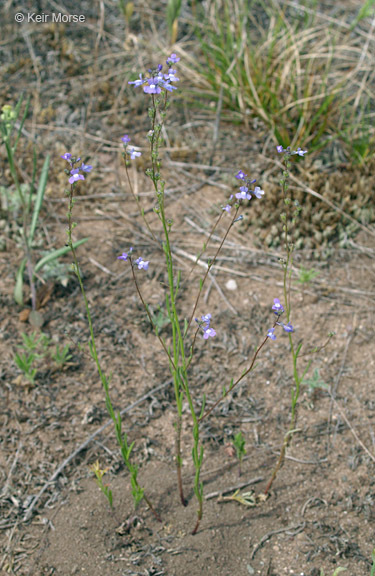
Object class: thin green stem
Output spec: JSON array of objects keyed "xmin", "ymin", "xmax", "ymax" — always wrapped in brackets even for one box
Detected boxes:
[
  {"xmin": 199, "ymin": 319, "xmax": 276, "ymax": 422},
  {"xmin": 185, "ymin": 206, "xmax": 239, "ymax": 336},
  {"xmin": 67, "ymin": 183, "xmax": 160, "ymax": 522}
]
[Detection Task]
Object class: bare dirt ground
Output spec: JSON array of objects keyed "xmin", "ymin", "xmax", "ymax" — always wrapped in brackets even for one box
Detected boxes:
[{"xmin": 1, "ymin": 2, "xmax": 375, "ymax": 575}]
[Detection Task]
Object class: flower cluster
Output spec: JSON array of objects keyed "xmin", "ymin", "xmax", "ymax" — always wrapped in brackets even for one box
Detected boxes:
[
  {"xmin": 61, "ymin": 153, "xmax": 93, "ymax": 184},
  {"xmin": 222, "ymin": 170, "xmax": 264, "ymax": 213},
  {"xmin": 195, "ymin": 313, "xmax": 216, "ymax": 339},
  {"xmin": 267, "ymin": 298, "xmax": 294, "ymax": 340},
  {"xmin": 121, "ymin": 135, "xmax": 141, "ymax": 160},
  {"xmin": 276, "ymin": 145, "xmax": 307, "ymax": 156},
  {"xmin": 128, "ymin": 54, "xmax": 180, "ymax": 94},
  {"xmin": 117, "ymin": 248, "xmax": 149, "ymax": 271}
]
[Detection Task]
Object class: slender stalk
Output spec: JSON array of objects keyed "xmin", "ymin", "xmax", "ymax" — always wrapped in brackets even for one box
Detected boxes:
[
  {"xmin": 199, "ymin": 319, "xmax": 277, "ymax": 423},
  {"xmin": 185, "ymin": 206, "xmax": 239, "ymax": 336},
  {"xmin": 264, "ymin": 149, "xmax": 305, "ymax": 494},
  {"xmin": 67, "ymin": 182, "xmax": 160, "ymax": 522}
]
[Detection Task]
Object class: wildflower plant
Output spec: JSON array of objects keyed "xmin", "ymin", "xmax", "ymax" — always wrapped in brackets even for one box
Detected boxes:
[
  {"xmin": 263, "ymin": 146, "xmax": 334, "ymax": 495},
  {"xmin": 62, "ymin": 154, "xmax": 161, "ymax": 522},
  {"xmin": 63, "ymin": 53, "xmax": 333, "ymax": 535}
]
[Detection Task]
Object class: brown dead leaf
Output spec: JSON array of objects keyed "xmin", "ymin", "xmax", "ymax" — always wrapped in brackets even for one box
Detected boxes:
[
  {"xmin": 19, "ymin": 308, "xmax": 30, "ymax": 322},
  {"xmin": 36, "ymin": 281, "xmax": 54, "ymax": 309}
]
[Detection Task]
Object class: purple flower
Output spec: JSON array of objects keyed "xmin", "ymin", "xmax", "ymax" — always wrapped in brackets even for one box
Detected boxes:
[
  {"xmin": 81, "ymin": 162, "xmax": 93, "ymax": 172},
  {"xmin": 165, "ymin": 69, "xmax": 179, "ymax": 82},
  {"xmin": 293, "ymin": 147, "xmax": 307, "ymax": 156},
  {"xmin": 144, "ymin": 77, "xmax": 162, "ymax": 94},
  {"xmin": 69, "ymin": 173, "xmax": 85, "ymax": 184},
  {"xmin": 222, "ymin": 204, "xmax": 231, "ymax": 212},
  {"xmin": 128, "ymin": 74, "xmax": 144, "ymax": 87},
  {"xmin": 236, "ymin": 170, "xmax": 246, "ymax": 180},
  {"xmin": 117, "ymin": 247, "xmax": 133, "ymax": 262},
  {"xmin": 61, "ymin": 152, "xmax": 72, "ymax": 161},
  {"xmin": 253, "ymin": 186, "xmax": 264, "ymax": 199},
  {"xmin": 162, "ymin": 82, "xmax": 178, "ymax": 92},
  {"xmin": 267, "ymin": 328, "xmax": 276, "ymax": 340},
  {"xmin": 135, "ymin": 257, "xmax": 149, "ymax": 270},
  {"xmin": 121, "ymin": 135, "xmax": 131, "ymax": 144},
  {"xmin": 167, "ymin": 53, "xmax": 180, "ymax": 65},
  {"xmin": 127, "ymin": 147, "xmax": 142, "ymax": 160},
  {"xmin": 282, "ymin": 322, "xmax": 294, "ymax": 333},
  {"xmin": 203, "ymin": 327, "xmax": 216, "ymax": 339},
  {"xmin": 236, "ymin": 187, "xmax": 252, "ymax": 201},
  {"xmin": 272, "ymin": 298, "xmax": 284, "ymax": 314},
  {"xmin": 276, "ymin": 145, "xmax": 284, "ymax": 153},
  {"xmin": 201, "ymin": 313, "xmax": 211, "ymax": 326}
]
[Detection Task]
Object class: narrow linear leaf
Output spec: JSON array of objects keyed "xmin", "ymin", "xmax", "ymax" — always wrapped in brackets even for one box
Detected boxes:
[
  {"xmin": 34, "ymin": 238, "xmax": 88, "ymax": 275},
  {"xmin": 29, "ymin": 155, "xmax": 50, "ymax": 244},
  {"xmin": 14, "ymin": 257, "xmax": 27, "ymax": 305}
]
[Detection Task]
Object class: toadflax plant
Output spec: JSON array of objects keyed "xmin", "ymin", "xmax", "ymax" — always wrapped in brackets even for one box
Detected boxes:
[
  {"xmin": 63, "ymin": 53, "xmax": 332, "ymax": 534},
  {"xmin": 61, "ymin": 153, "xmax": 160, "ymax": 522}
]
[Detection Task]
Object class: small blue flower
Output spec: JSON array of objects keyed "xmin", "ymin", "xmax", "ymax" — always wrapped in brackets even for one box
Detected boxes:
[
  {"xmin": 203, "ymin": 327, "xmax": 216, "ymax": 339},
  {"xmin": 121, "ymin": 135, "xmax": 131, "ymax": 144},
  {"xmin": 293, "ymin": 147, "xmax": 307, "ymax": 156},
  {"xmin": 69, "ymin": 172, "xmax": 85, "ymax": 184},
  {"xmin": 127, "ymin": 147, "xmax": 142, "ymax": 159},
  {"xmin": 61, "ymin": 152, "xmax": 72, "ymax": 161},
  {"xmin": 201, "ymin": 313, "xmax": 211, "ymax": 326},
  {"xmin": 81, "ymin": 162, "xmax": 93, "ymax": 172},
  {"xmin": 222, "ymin": 204, "xmax": 231, "ymax": 212},
  {"xmin": 117, "ymin": 247, "xmax": 133, "ymax": 262},
  {"xmin": 144, "ymin": 77, "xmax": 162, "ymax": 94},
  {"xmin": 253, "ymin": 186, "xmax": 264, "ymax": 199},
  {"xmin": 272, "ymin": 298, "xmax": 284, "ymax": 315},
  {"xmin": 236, "ymin": 187, "xmax": 252, "ymax": 201},
  {"xmin": 282, "ymin": 322, "xmax": 294, "ymax": 333},
  {"xmin": 267, "ymin": 328, "xmax": 276, "ymax": 340},
  {"xmin": 236, "ymin": 170, "xmax": 246, "ymax": 180},
  {"xmin": 135, "ymin": 257, "xmax": 149, "ymax": 270},
  {"xmin": 167, "ymin": 53, "xmax": 180, "ymax": 65},
  {"xmin": 276, "ymin": 145, "xmax": 284, "ymax": 153},
  {"xmin": 128, "ymin": 74, "xmax": 144, "ymax": 88}
]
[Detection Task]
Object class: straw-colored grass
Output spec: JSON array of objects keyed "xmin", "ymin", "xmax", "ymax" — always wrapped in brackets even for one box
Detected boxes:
[{"xmin": 186, "ymin": 0, "xmax": 375, "ymax": 161}]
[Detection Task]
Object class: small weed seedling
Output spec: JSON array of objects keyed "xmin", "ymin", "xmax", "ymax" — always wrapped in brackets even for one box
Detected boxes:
[
  {"xmin": 297, "ymin": 265, "xmax": 320, "ymax": 286},
  {"xmin": 90, "ymin": 460, "xmax": 113, "ymax": 508},
  {"xmin": 232, "ymin": 431, "xmax": 246, "ymax": 476},
  {"xmin": 303, "ymin": 369, "xmax": 329, "ymax": 396},
  {"xmin": 14, "ymin": 331, "xmax": 74, "ymax": 383},
  {"xmin": 14, "ymin": 351, "xmax": 38, "ymax": 386},
  {"xmin": 62, "ymin": 53, "xmax": 333, "ymax": 535},
  {"xmin": 51, "ymin": 343, "xmax": 72, "ymax": 369}
]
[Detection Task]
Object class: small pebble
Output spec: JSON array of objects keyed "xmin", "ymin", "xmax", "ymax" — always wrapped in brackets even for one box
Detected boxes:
[{"xmin": 225, "ymin": 279, "xmax": 237, "ymax": 291}]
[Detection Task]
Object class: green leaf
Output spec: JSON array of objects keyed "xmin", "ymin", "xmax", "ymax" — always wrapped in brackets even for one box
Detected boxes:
[
  {"xmin": 14, "ymin": 257, "xmax": 27, "ymax": 305},
  {"xmin": 199, "ymin": 394, "xmax": 206, "ymax": 418},
  {"xmin": 28, "ymin": 155, "xmax": 50, "ymax": 244},
  {"xmin": 13, "ymin": 95, "xmax": 28, "ymax": 152},
  {"xmin": 34, "ymin": 238, "xmax": 88, "ymax": 275}
]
